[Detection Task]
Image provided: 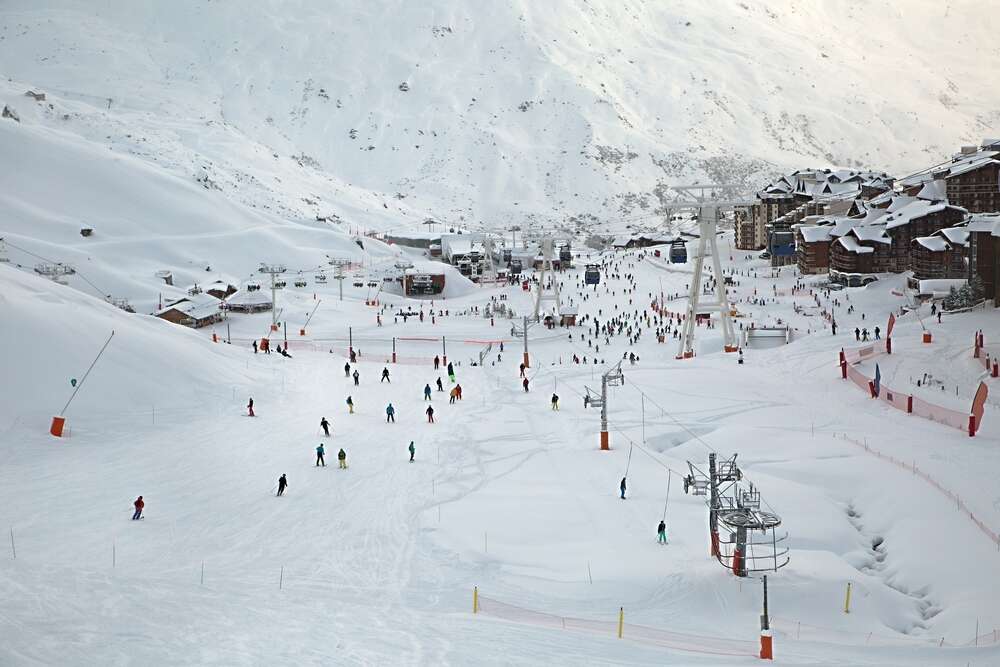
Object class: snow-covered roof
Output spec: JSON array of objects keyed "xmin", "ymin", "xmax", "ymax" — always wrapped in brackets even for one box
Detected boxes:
[
  {"xmin": 798, "ymin": 225, "xmax": 833, "ymax": 243},
  {"xmin": 918, "ymin": 279, "xmax": 967, "ymax": 296},
  {"xmin": 837, "ymin": 235, "xmax": 874, "ymax": 254},
  {"xmin": 937, "ymin": 226, "xmax": 970, "ymax": 246},
  {"xmin": 404, "ymin": 266, "xmax": 446, "ymax": 276},
  {"xmin": 916, "ymin": 179, "xmax": 947, "ymax": 201},
  {"xmin": 967, "ymin": 213, "xmax": 1000, "ymax": 236},
  {"xmin": 898, "ymin": 149, "xmax": 1000, "ymax": 187},
  {"xmin": 849, "ymin": 225, "xmax": 889, "ymax": 243},
  {"xmin": 913, "ymin": 236, "xmax": 950, "ymax": 252},
  {"xmin": 882, "ymin": 200, "xmax": 966, "ymax": 230},
  {"xmin": 758, "ymin": 169, "xmax": 891, "ymax": 201},
  {"xmin": 156, "ymin": 293, "xmax": 221, "ymax": 319},
  {"xmin": 224, "ymin": 289, "xmax": 273, "ymax": 306}
]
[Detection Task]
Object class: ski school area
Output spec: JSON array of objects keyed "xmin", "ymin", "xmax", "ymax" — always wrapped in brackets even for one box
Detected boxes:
[{"xmin": 2, "ymin": 235, "xmax": 1000, "ymax": 666}]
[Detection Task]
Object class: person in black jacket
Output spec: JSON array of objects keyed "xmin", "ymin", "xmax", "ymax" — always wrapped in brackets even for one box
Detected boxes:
[
  {"xmin": 277, "ymin": 474, "xmax": 288, "ymax": 496},
  {"xmin": 320, "ymin": 417, "xmax": 330, "ymax": 437},
  {"xmin": 620, "ymin": 477, "xmax": 626, "ymax": 500}
]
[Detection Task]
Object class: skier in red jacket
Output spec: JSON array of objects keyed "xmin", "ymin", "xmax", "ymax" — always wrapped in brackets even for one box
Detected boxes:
[{"xmin": 132, "ymin": 496, "xmax": 144, "ymax": 520}]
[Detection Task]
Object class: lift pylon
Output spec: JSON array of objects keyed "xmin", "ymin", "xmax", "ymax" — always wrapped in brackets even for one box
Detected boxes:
[{"xmin": 677, "ymin": 207, "xmax": 737, "ymax": 359}]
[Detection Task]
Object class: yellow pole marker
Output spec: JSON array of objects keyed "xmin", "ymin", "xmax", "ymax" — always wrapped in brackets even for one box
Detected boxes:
[
  {"xmin": 844, "ymin": 582, "xmax": 852, "ymax": 614},
  {"xmin": 618, "ymin": 607, "xmax": 624, "ymax": 639}
]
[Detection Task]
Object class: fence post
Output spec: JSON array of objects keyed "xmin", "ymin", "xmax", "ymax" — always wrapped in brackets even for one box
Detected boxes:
[
  {"xmin": 907, "ymin": 396, "xmax": 912, "ymax": 413},
  {"xmin": 473, "ymin": 586, "xmax": 479, "ymax": 614},
  {"xmin": 969, "ymin": 415, "xmax": 976, "ymax": 437},
  {"xmin": 618, "ymin": 607, "xmax": 624, "ymax": 639},
  {"xmin": 843, "ymin": 582, "xmax": 852, "ymax": 614}
]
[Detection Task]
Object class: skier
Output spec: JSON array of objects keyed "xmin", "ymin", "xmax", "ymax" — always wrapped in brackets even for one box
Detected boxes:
[
  {"xmin": 252, "ymin": 340, "xmax": 258, "ymax": 354},
  {"xmin": 277, "ymin": 474, "xmax": 288, "ymax": 496},
  {"xmin": 874, "ymin": 326, "xmax": 881, "ymax": 340},
  {"xmin": 316, "ymin": 443, "xmax": 326, "ymax": 467},
  {"xmin": 854, "ymin": 327, "xmax": 860, "ymax": 341},
  {"xmin": 247, "ymin": 397, "xmax": 255, "ymax": 417},
  {"xmin": 434, "ymin": 355, "xmax": 440, "ymax": 370},
  {"xmin": 447, "ymin": 362, "xmax": 456, "ymax": 383},
  {"xmin": 436, "ymin": 377, "xmax": 444, "ymax": 392},
  {"xmin": 338, "ymin": 448, "xmax": 347, "ymax": 469},
  {"xmin": 519, "ymin": 362, "xmax": 526, "ymax": 378},
  {"xmin": 353, "ymin": 369, "xmax": 360, "ymax": 386},
  {"xmin": 620, "ymin": 477, "xmax": 627, "ymax": 500},
  {"xmin": 522, "ymin": 377, "xmax": 529, "ymax": 392},
  {"xmin": 346, "ymin": 395, "xmax": 354, "ymax": 414},
  {"xmin": 551, "ymin": 393, "xmax": 559, "ymax": 411},
  {"xmin": 386, "ymin": 403, "xmax": 396, "ymax": 423},
  {"xmin": 426, "ymin": 404, "xmax": 435, "ymax": 423},
  {"xmin": 409, "ymin": 440, "xmax": 415, "ymax": 462},
  {"xmin": 344, "ymin": 362, "xmax": 351, "ymax": 377},
  {"xmin": 657, "ymin": 520, "xmax": 668, "ymax": 544},
  {"xmin": 583, "ymin": 395, "xmax": 590, "ymax": 409},
  {"xmin": 424, "ymin": 384, "xmax": 432, "ymax": 401},
  {"xmin": 132, "ymin": 496, "xmax": 144, "ymax": 520},
  {"xmin": 738, "ymin": 348, "xmax": 744, "ymax": 365},
  {"xmin": 320, "ymin": 417, "xmax": 330, "ymax": 437},
  {"xmin": 381, "ymin": 367, "xmax": 391, "ymax": 383},
  {"xmin": 449, "ymin": 387, "xmax": 458, "ymax": 404},
  {"xmin": 455, "ymin": 384, "xmax": 463, "ymax": 400}
]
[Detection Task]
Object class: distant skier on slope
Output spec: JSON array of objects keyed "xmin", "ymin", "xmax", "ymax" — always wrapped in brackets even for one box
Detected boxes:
[
  {"xmin": 277, "ymin": 474, "xmax": 288, "ymax": 496},
  {"xmin": 409, "ymin": 440, "xmax": 415, "ymax": 462},
  {"xmin": 381, "ymin": 367, "xmax": 391, "ymax": 383},
  {"xmin": 551, "ymin": 393, "xmax": 559, "ymax": 411},
  {"xmin": 247, "ymin": 397, "xmax": 255, "ymax": 417},
  {"xmin": 620, "ymin": 477, "xmax": 627, "ymax": 500},
  {"xmin": 344, "ymin": 362, "xmax": 351, "ymax": 377},
  {"xmin": 320, "ymin": 417, "xmax": 330, "ymax": 437},
  {"xmin": 424, "ymin": 384, "xmax": 432, "ymax": 401},
  {"xmin": 316, "ymin": 443, "xmax": 326, "ymax": 467},
  {"xmin": 386, "ymin": 403, "xmax": 396, "ymax": 423},
  {"xmin": 657, "ymin": 520, "xmax": 668, "ymax": 544},
  {"xmin": 346, "ymin": 396, "xmax": 354, "ymax": 414},
  {"xmin": 132, "ymin": 496, "xmax": 144, "ymax": 520},
  {"xmin": 338, "ymin": 448, "xmax": 347, "ymax": 469},
  {"xmin": 522, "ymin": 377, "xmax": 529, "ymax": 392},
  {"xmin": 426, "ymin": 405, "xmax": 435, "ymax": 423},
  {"xmin": 436, "ymin": 377, "xmax": 444, "ymax": 392},
  {"xmin": 353, "ymin": 370, "xmax": 360, "ymax": 386}
]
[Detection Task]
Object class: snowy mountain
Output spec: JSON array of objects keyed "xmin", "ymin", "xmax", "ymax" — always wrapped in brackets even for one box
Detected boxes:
[{"xmin": 2, "ymin": 0, "xmax": 998, "ymax": 240}]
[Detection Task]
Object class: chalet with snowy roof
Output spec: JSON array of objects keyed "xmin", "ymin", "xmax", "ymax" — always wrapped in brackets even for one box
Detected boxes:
[
  {"xmin": 898, "ymin": 140, "xmax": 1000, "ymax": 214},
  {"xmin": 967, "ymin": 213, "xmax": 1000, "ymax": 306},
  {"xmin": 909, "ymin": 229, "xmax": 967, "ymax": 284},
  {"xmin": 829, "ymin": 226, "xmax": 891, "ymax": 277},
  {"xmin": 744, "ymin": 168, "xmax": 892, "ymax": 253},
  {"xmin": 881, "ymin": 200, "xmax": 967, "ymax": 272},
  {"xmin": 155, "ymin": 293, "xmax": 224, "ymax": 328}
]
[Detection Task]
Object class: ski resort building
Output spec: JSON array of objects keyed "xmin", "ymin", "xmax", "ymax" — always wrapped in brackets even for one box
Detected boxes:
[
  {"xmin": 881, "ymin": 199, "xmax": 968, "ymax": 272},
  {"xmin": 154, "ymin": 294, "xmax": 224, "ymax": 328},
  {"xmin": 224, "ymin": 289, "xmax": 273, "ymax": 314},
  {"xmin": 898, "ymin": 140, "xmax": 1000, "ymax": 212},
  {"xmin": 968, "ymin": 213, "xmax": 1000, "ymax": 305},
  {"xmin": 403, "ymin": 267, "xmax": 446, "ymax": 296}
]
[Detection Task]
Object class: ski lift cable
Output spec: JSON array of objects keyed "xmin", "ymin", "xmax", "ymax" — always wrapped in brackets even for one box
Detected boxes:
[
  {"xmin": 662, "ymin": 474, "xmax": 672, "ymax": 521},
  {"xmin": 3, "ymin": 238, "xmax": 108, "ymax": 299}
]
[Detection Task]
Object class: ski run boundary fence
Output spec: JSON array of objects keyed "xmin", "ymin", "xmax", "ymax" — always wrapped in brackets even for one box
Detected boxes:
[
  {"xmin": 839, "ymin": 340, "xmax": 985, "ymax": 435},
  {"xmin": 473, "ymin": 592, "xmax": 999, "ymax": 653},
  {"xmin": 833, "ymin": 432, "xmax": 1000, "ymax": 553}
]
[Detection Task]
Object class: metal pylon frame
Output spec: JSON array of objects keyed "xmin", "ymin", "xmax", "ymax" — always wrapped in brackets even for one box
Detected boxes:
[
  {"xmin": 532, "ymin": 237, "xmax": 561, "ymax": 321},
  {"xmin": 677, "ymin": 207, "xmax": 737, "ymax": 358}
]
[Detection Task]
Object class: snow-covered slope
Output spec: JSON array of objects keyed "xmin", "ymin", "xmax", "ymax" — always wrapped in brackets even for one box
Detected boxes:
[
  {"xmin": 0, "ymin": 263, "xmax": 257, "ymax": 429},
  {"xmin": 2, "ymin": 0, "xmax": 998, "ymax": 233}
]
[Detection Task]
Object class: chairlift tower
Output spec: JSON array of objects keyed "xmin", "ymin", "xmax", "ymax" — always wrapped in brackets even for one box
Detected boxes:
[
  {"xmin": 481, "ymin": 236, "xmax": 498, "ymax": 283},
  {"xmin": 685, "ymin": 452, "xmax": 789, "ymax": 577},
  {"xmin": 532, "ymin": 237, "xmax": 562, "ymax": 321},
  {"xmin": 677, "ymin": 206, "xmax": 737, "ymax": 359},
  {"xmin": 34, "ymin": 262, "xmax": 76, "ymax": 285},
  {"xmin": 511, "ymin": 315, "xmax": 536, "ymax": 368},
  {"xmin": 584, "ymin": 361, "xmax": 624, "ymax": 450},
  {"xmin": 259, "ymin": 263, "xmax": 287, "ymax": 329},
  {"xmin": 327, "ymin": 257, "xmax": 352, "ymax": 301}
]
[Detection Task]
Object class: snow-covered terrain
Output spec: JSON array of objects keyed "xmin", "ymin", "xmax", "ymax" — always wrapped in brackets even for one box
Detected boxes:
[{"xmin": 2, "ymin": 2, "xmax": 1000, "ymax": 665}]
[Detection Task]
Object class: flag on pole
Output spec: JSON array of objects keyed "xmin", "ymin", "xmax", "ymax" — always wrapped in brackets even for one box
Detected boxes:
[{"xmin": 873, "ymin": 363, "xmax": 882, "ymax": 397}]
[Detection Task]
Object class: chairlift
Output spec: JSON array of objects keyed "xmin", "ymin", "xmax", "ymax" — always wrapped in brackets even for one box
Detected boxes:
[
  {"xmin": 294, "ymin": 279, "xmax": 307, "ymax": 288},
  {"xmin": 716, "ymin": 454, "xmax": 742, "ymax": 482},
  {"xmin": 509, "ymin": 259, "xmax": 523, "ymax": 275},
  {"xmin": 684, "ymin": 461, "xmax": 710, "ymax": 496},
  {"xmin": 584, "ymin": 264, "xmax": 601, "ymax": 285},
  {"xmin": 274, "ymin": 280, "xmax": 287, "ymax": 289},
  {"xmin": 315, "ymin": 274, "xmax": 327, "ymax": 283}
]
